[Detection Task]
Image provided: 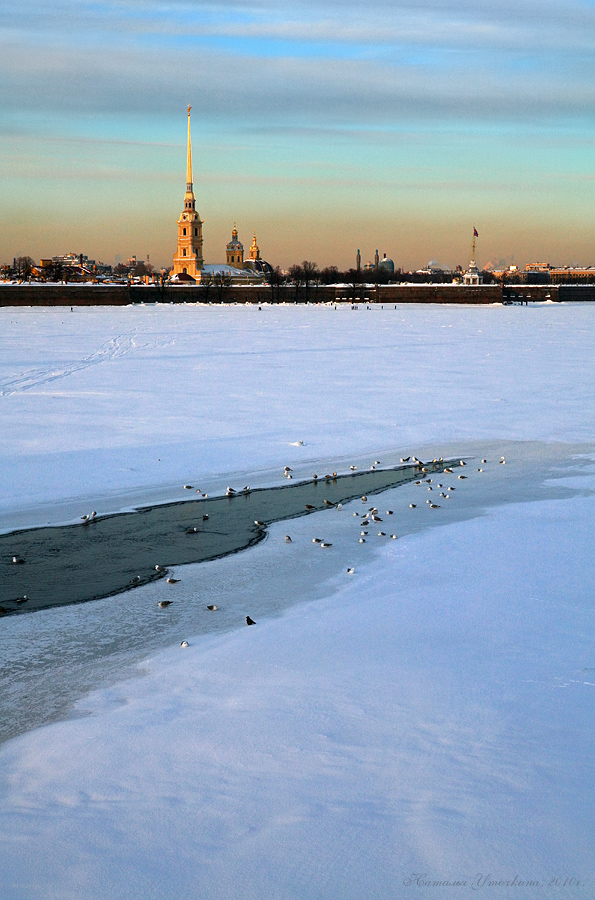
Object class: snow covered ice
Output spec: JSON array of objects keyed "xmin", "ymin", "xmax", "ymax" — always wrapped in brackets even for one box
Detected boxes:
[{"xmin": 0, "ymin": 301, "xmax": 594, "ymax": 899}]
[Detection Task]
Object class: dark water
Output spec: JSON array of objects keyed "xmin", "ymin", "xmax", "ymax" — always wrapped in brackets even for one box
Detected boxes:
[{"xmin": 0, "ymin": 460, "xmax": 454, "ymax": 616}]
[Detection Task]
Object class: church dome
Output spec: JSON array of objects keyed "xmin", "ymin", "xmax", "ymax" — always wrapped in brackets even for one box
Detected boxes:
[
  {"xmin": 379, "ymin": 254, "xmax": 395, "ymax": 274},
  {"xmin": 226, "ymin": 225, "xmax": 243, "ymax": 251}
]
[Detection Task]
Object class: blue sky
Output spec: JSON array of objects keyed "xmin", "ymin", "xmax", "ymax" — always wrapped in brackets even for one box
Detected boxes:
[{"xmin": 2, "ymin": 0, "xmax": 595, "ymax": 269}]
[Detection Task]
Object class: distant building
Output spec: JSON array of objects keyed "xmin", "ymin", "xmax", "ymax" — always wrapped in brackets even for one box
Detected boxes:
[
  {"xmin": 464, "ymin": 229, "xmax": 483, "ymax": 285},
  {"xmin": 171, "ymin": 108, "xmax": 270, "ymax": 284},
  {"xmin": 379, "ymin": 254, "xmax": 395, "ymax": 275},
  {"xmin": 361, "ymin": 250, "xmax": 395, "ymax": 276}
]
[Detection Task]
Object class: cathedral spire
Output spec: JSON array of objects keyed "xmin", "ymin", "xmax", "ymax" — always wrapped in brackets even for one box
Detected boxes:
[
  {"xmin": 172, "ymin": 105, "xmax": 203, "ymax": 279},
  {"xmin": 186, "ymin": 105, "xmax": 193, "ymax": 191}
]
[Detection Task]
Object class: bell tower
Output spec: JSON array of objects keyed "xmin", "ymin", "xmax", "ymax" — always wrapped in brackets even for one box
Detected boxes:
[
  {"xmin": 172, "ymin": 106, "xmax": 204, "ymax": 279},
  {"xmin": 249, "ymin": 233, "xmax": 261, "ymax": 261},
  {"xmin": 226, "ymin": 225, "xmax": 244, "ymax": 267}
]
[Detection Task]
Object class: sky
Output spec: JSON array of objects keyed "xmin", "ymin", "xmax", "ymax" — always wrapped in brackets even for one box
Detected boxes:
[{"xmin": 1, "ymin": 0, "xmax": 595, "ymax": 270}]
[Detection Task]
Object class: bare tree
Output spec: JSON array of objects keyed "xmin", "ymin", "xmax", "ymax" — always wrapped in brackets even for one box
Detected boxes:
[
  {"xmin": 213, "ymin": 272, "xmax": 232, "ymax": 303},
  {"xmin": 301, "ymin": 260, "xmax": 319, "ymax": 303},
  {"xmin": 319, "ymin": 266, "xmax": 339, "ymax": 285},
  {"xmin": 200, "ymin": 271, "xmax": 213, "ymax": 302},
  {"xmin": 267, "ymin": 266, "xmax": 286, "ymax": 303},
  {"xmin": 288, "ymin": 264, "xmax": 304, "ymax": 302},
  {"xmin": 15, "ymin": 256, "xmax": 34, "ymax": 281}
]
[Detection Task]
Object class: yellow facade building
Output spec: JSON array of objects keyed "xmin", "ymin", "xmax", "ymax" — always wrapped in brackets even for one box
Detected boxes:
[
  {"xmin": 172, "ymin": 106, "xmax": 204, "ymax": 280},
  {"xmin": 172, "ymin": 109, "xmax": 271, "ymax": 283}
]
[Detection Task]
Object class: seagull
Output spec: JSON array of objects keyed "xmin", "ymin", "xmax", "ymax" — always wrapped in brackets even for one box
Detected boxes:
[
  {"xmin": 359, "ymin": 538, "xmax": 366, "ymax": 543},
  {"xmin": 430, "ymin": 504, "xmax": 440, "ymax": 509},
  {"xmin": 207, "ymin": 605, "xmax": 218, "ymax": 611},
  {"xmin": 254, "ymin": 520, "xmax": 265, "ymax": 526},
  {"xmin": 312, "ymin": 537, "xmax": 322, "ymax": 543},
  {"xmin": 412, "ymin": 456, "xmax": 419, "ymax": 462},
  {"xmin": 12, "ymin": 556, "xmax": 25, "ymax": 565},
  {"xmin": 158, "ymin": 600, "xmax": 173, "ymax": 608},
  {"xmin": 360, "ymin": 530, "xmax": 368, "ymax": 535},
  {"xmin": 323, "ymin": 499, "xmax": 334, "ymax": 506},
  {"xmin": 347, "ymin": 567, "xmax": 355, "ymax": 574},
  {"xmin": 337, "ymin": 504, "xmax": 343, "ymax": 510},
  {"xmin": 246, "ymin": 616, "xmax": 256, "ymax": 625},
  {"xmin": 290, "ymin": 440, "xmax": 304, "ymax": 446},
  {"xmin": 285, "ymin": 473, "xmax": 292, "ymax": 479},
  {"xmin": 436, "ymin": 483, "xmax": 442, "ymax": 488},
  {"xmin": 16, "ymin": 595, "xmax": 28, "ymax": 603},
  {"xmin": 320, "ymin": 542, "xmax": 332, "ymax": 548},
  {"xmin": 477, "ymin": 468, "xmax": 483, "ymax": 472},
  {"xmin": 458, "ymin": 475, "xmax": 467, "ymax": 480},
  {"xmin": 166, "ymin": 577, "xmax": 180, "ymax": 584},
  {"xmin": 371, "ymin": 515, "xmax": 382, "ymax": 522},
  {"xmin": 350, "ymin": 465, "xmax": 357, "ymax": 470},
  {"xmin": 414, "ymin": 480, "xmax": 422, "ymax": 485},
  {"xmin": 390, "ymin": 534, "xmax": 397, "ymax": 539},
  {"xmin": 183, "ymin": 484, "xmax": 193, "ymax": 489},
  {"xmin": 444, "ymin": 467, "xmax": 453, "ymax": 473},
  {"xmin": 409, "ymin": 503, "xmax": 417, "ymax": 508},
  {"xmin": 226, "ymin": 487, "xmax": 236, "ymax": 496},
  {"xmin": 440, "ymin": 492, "xmax": 447, "ymax": 498},
  {"xmin": 401, "ymin": 456, "xmax": 410, "ymax": 462},
  {"xmin": 459, "ymin": 460, "xmax": 466, "ymax": 466},
  {"xmin": 202, "ymin": 514, "xmax": 209, "ymax": 520},
  {"xmin": 180, "ymin": 640, "xmax": 189, "ymax": 647},
  {"xmin": 377, "ymin": 531, "xmax": 386, "ymax": 536},
  {"xmin": 155, "ymin": 565, "xmax": 166, "ymax": 573},
  {"xmin": 386, "ymin": 510, "xmax": 393, "ymax": 515},
  {"xmin": 482, "ymin": 458, "xmax": 487, "ymax": 463},
  {"xmin": 305, "ymin": 504, "xmax": 315, "ymax": 510},
  {"xmin": 285, "ymin": 535, "xmax": 292, "ymax": 542},
  {"xmin": 312, "ymin": 474, "xmax": 318, "ymax": 480},
  {"xmin": 427, "ymin": 486, "xmax": 433, "ymax": 491},
  {"xmin": 243, "ymin": 485, "xmax": 251, "ymax": 491},
  {"xmin": 187, "ymin": 526, "xmax": 198, "ymax": 533},
  {"xmin": 374, "ymin": 460, "xmax": 380, "ymax": 465},
  {"xmin": 361, "ymin": 495, "xmax": 367, "ymax": 501},
  {"xmin": 284, "ymin": 466, "xmax": 293, "ymax": 472},
  {"xmin": 500, "ymin": 457, "xmax": 506, "ymax": 464},
  {"xmin": 361, "ymin": 519, "xmax": 369, "ymax": 525}
]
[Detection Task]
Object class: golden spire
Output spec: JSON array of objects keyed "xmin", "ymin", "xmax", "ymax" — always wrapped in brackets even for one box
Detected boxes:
[{"xmin": 186, "ymin": 105, "xmax": 193, "ymax": 189}]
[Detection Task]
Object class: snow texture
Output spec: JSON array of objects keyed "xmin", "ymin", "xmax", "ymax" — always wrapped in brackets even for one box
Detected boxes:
[{"xmin": 0, "ymin": 301, "xmax": 594, "ymax": 900}]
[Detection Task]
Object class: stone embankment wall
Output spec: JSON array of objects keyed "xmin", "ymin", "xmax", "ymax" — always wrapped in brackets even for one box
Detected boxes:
[{"xmin": 1, "ymin": 282, "xmax": 592, "ymax": 307}]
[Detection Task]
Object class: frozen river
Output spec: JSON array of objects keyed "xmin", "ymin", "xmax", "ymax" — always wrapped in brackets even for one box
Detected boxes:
[{"xmin": 0, "ymin": 303, "xmax": 594, "ymax": 899}]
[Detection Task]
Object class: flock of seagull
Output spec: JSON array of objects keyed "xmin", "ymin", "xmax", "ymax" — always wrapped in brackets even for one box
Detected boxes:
[
  {"xmin": 169, "ymin": 451, "xmax": 505, "ymax": 647},
  {"xmin": 2, "ymin": 450, "xmax": 506, "ymax": 632}
]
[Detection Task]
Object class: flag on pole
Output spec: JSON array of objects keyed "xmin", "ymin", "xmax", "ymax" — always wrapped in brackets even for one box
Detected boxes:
[{"xmin": 473, "ymin": 227, "xmax": 479, "ymax": 237}]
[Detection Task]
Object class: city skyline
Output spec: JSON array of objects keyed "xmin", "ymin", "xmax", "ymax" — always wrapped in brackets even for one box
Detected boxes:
[{"xmin": 2, "ymin": 0, "xmax": 595, "ymax": 270}]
